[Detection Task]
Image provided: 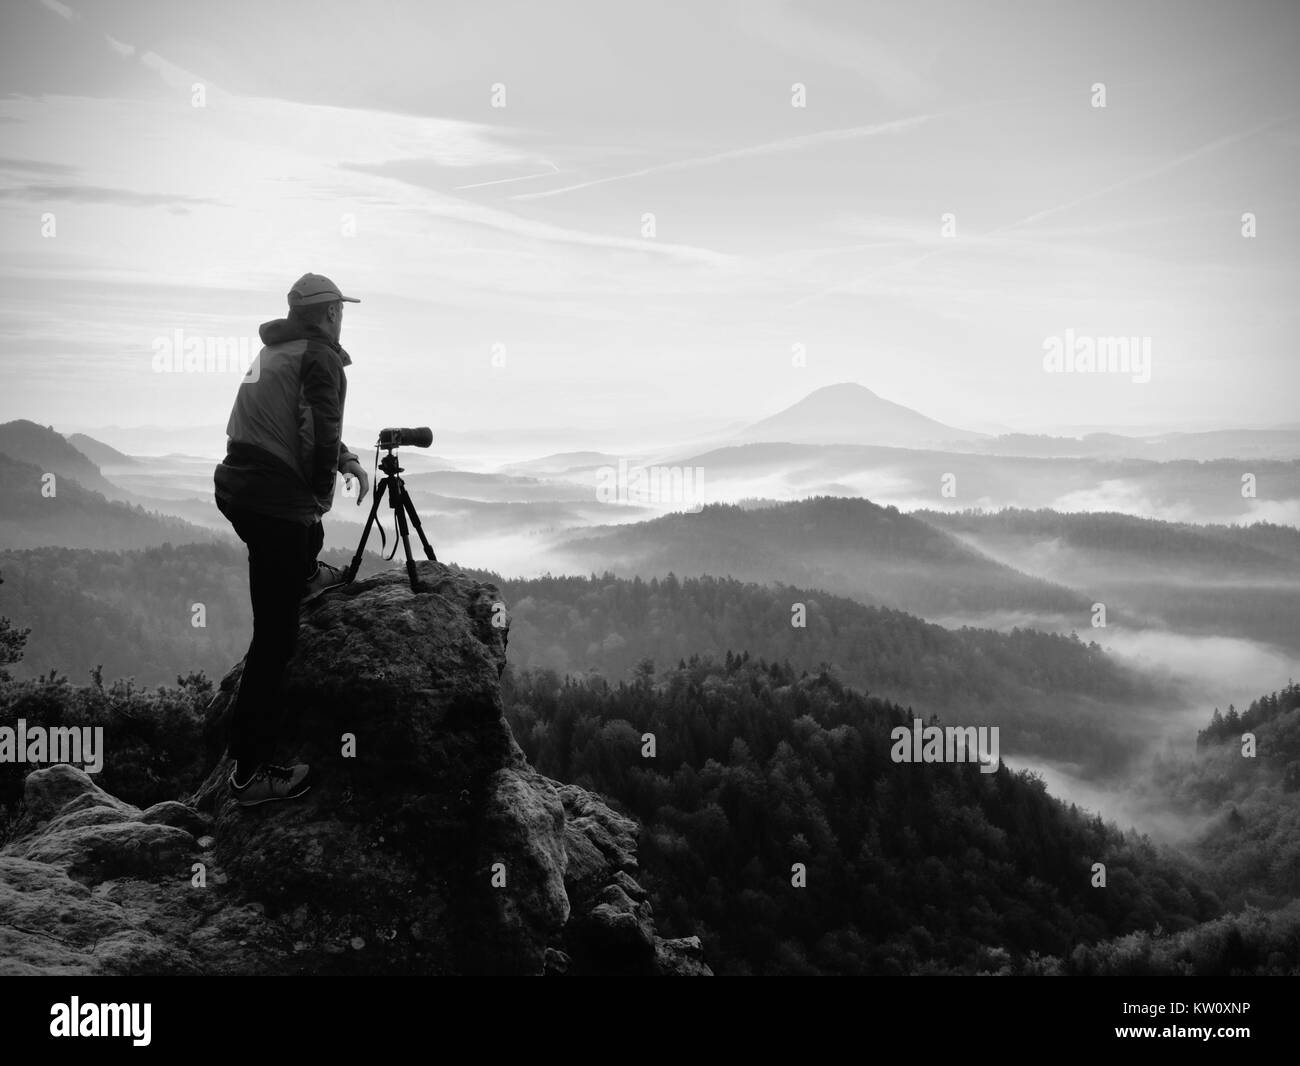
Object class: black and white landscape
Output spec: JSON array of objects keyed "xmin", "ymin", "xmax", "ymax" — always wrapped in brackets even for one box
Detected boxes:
[{"xmin": 1, "ymin": 0, "xmax": 1298, "ymax": 991}]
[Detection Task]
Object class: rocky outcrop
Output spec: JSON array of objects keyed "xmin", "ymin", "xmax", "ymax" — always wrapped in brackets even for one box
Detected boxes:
[{"xmin": 0, "ymin": 561, "xmax": 709, "ymax": 976}]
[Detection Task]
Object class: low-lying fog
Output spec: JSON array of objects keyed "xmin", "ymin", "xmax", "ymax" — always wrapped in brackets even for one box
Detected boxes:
[
  {"xmin": 84, "ymin": 448, "xmax": 1300, "ymax": 843},
  {"xmin": 1005, "ymin": 625, "xmax": 1296, "ymax": 841}
]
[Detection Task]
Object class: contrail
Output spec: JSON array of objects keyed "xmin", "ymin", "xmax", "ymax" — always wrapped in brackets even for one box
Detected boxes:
[
  {"xmin": 787, "ymin": 115, "xmax": 1291, "ymax": 310},
  {"xmin": 1003, "ymin": 116, "xmax": 1286, "ymax": 231},
  {"xmin": 456, "ymin": 161, "xmax": 561, "ymax": 190},
  {"xmin": 511, "ymin": 114, "xmax": 932, "ymax": 201}
]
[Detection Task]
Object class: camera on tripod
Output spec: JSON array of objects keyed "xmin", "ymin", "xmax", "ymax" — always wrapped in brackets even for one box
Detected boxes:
[{"xmin": 341, "ymin": 425, "xmax": 438, "ymax": 592}]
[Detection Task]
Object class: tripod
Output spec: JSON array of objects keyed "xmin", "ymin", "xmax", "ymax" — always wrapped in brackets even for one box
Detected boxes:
[{"xmin": 343, "ymin": 446, "xmax": 437, "ymax": 592}]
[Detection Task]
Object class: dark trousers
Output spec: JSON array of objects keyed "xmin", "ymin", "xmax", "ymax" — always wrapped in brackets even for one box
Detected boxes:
[{"xmin": 217, "ymin": 497, "xmax": 324, "ymax": 770}]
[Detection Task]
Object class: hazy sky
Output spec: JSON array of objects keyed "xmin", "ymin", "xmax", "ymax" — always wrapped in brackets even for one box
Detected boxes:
[{"xmin": 1, "ymin": 0, "xmax": 1297, "ymax": 446}]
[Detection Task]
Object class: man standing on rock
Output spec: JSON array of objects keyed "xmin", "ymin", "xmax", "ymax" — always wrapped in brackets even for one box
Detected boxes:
[{"xmin": 213, "ymin": 273, "xmax": 370, "ymax": 807}]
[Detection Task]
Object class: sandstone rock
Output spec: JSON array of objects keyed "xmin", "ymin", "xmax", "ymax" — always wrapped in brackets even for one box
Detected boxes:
[
  {"xmin": 21, "ymin": 762, "xmax": 134, "ymax": 827},
  {"xmin": 475, "ymin": 765, "xmax": 570, "ymax": 973},
  {"xmin": 590, "ymin": 885, "xmax": 655, "ymax": 950},
  {"xmin": 13, "ymin": 805, "xmax": 196, "ymax": 886},
  {"xmin": 141, "ymin": 800, "xmax": 211, "ymax": 837},
  {"xmin": 655, "ymin": 935, "xmax": 712, "ymax": 977},
  {"xmin": 556, "ymin": 781, "xmax": 640, "ymax": 911},
  {"xmin": 44, "ymin": 804, "xmax": 132, "ymax": 834},
  {"xmin": 0, "ymin": 853, "xmax": 206, "ymax": 977},
  {"xmin": 0, "ymin": 561, "xmax": 710, "ymax": 976},
  {"xmin": 612, "ymin": 869, "xmax": 647, "ymax": 901}
]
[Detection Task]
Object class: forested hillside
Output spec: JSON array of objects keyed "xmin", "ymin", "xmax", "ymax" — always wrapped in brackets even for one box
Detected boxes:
[
  {"xmin": 0, "ymin": 542, "xmax": 375, "ymax": 684},
  {"xmin": 1143, "ymin": 681, "xmax": 1300, "ymax": 907},
  {"xmin": 0, "ymin": 545, "xmax": 251, "ymax": 683},
  {"xmin": 0, "ymin": 545, "xmax": 1173, "ymax": 769},
  {"xmin": 0, "ymin": 452, "xmax": 219, "ymax": 551},
  {"xmin": 553, "ymin": 497, "xmax": 1090, "ymax": 618},
  {"xmin": 918, "ymin": 507, "xmax": 1300, "ymax": 577},
  {"xmin": 916, "ymin": 507, "xmax": 1300, "ymax": 653},
  {"xmin": 501, "ymin": 656, "xmax": 1224, "ymax": 974},
  {"xmin": 480, "ymin": 570, "xmax": 1172, "ymax": 770},
  {"xmin": 1, "ymin": 579, "xmax": 1293, "ymax": 973}
]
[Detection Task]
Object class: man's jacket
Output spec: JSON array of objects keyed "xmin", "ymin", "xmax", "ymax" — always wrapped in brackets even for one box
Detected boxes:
[{"xmin": 214, "ymin": 317, "xmax": 359, "ymax": 524}]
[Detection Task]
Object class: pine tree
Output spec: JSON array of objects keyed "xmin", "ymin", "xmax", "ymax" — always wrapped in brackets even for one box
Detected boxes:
[{"xmin": 0, "ymin": 572, "xmax": 31, "ymax": 682}]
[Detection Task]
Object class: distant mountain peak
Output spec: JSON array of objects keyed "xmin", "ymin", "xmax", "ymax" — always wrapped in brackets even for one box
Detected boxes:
[
  {"xmin": 738, "ymin": 383, "xmax": 983, "ymax": 448},
  {"xmin": 810, "ymin": 382, "xmax": 880, "ymax": 397}
]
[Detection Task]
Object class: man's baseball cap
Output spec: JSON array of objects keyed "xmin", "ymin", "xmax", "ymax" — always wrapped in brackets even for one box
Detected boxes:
[{"xmin": 287, "ymin": 273, "xmax": 361, "ymax": 307}]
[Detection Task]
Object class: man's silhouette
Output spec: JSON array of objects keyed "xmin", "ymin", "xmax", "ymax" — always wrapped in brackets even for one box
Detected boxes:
[{"xmin": 213, "ymin": 273, "xmax": 370, "ymax": 806}]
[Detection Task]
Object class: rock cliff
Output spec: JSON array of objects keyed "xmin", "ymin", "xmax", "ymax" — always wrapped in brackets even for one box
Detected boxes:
[{"xmin": 0, "ymin": 561, "xmax": 709, "ymax": 976}]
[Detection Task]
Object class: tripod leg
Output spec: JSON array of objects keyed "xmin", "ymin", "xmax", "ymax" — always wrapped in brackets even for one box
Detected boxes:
[
  {"xmin": 391, "ymin": 493, "xmax": 420, "ymax": 592},
  {"xmin": 399, "ymin": 484, "xmax": 438, "ymax": 562},
  {"xmin": 344, "ymin": 476, "xmax": 390, "ymax": 583}
]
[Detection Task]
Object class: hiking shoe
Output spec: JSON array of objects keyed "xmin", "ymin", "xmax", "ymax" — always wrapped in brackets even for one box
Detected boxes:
[
  {"xmin": 229, "ymin": 762, "xmax": 312, "ymax": 807},
  {"xmin": 302, "ymin": 561, "xmax": 347, "ymax": 603}
]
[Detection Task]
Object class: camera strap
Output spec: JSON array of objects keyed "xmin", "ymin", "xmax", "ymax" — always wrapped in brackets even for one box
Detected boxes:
[{"xmin": 370, "ymin": 445, "xmax": 399, "ymax": 561}]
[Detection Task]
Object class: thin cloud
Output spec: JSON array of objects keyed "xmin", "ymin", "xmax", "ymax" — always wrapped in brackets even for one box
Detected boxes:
[
  {"xmin": 511, "ymin": 115, "xmax": 931, "ymax": 201},
  {"xmin": 0, "ymin": 157, "xmax": 77, "ymax": 175},
  {"xmin": 104, "ymin": 33, "xmax": 135, "ymax": 58},
  {"xmin": 0, "ymin": 183, "xmax": 223, "ymax": 208},
  {"xmin": 38, "ymin": 0, "xmax": 76, "ymax": 21},
  {"xmin": 788, "ymin": 117, "xmax": 1293, "ymax": 310},
  {"xmin": 1005, "ymin": 116, "xmax": 1292, "ymax": 230},
  {"xmin": 737, "ymin": 0, "xmax": 939, "ymax": 109},
  {"xmin": 42, "ymin": 0, "xmax": 220, "ymax": 97}
]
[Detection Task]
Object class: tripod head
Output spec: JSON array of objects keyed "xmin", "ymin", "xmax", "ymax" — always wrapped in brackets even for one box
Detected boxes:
[{"xmin": 373, "ymin": 425, "xmax": 431, "ymax": 481}]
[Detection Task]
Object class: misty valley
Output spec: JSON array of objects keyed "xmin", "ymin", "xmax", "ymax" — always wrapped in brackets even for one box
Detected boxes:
[{"xmin": 2, "ymin": 387, "xmax": 1298, "ymax": 975}]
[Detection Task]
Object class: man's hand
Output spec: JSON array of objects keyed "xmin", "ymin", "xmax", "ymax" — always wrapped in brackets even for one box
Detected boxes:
[{"xmin": 340, "ymin": 458, "xmax": 369, "ymax": 504}]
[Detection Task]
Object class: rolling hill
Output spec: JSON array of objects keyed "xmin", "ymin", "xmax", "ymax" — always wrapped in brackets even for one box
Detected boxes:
[
  {"xmin": 65, "ymin": 432, "xmax": 139, "ymax": 468},
  {"xmin": 0, "ymin": 541, "xmax": 1175, "ymax": 770},
  {"xmin": 0, "ymin": 420, "xmax": 124, "ymax": 498},
  {"xmin": 551, "ymin": 496, "xmax": 1090, "ymax": 620},
  {"xmin": 916, "ymin": 507, "xmax": 1300, "ymax": 654},
  {"xmin": 654, "ymin": 440, "xmax": 1300, "ymax": 524},
  {"xmin": 0, "ymin": 452, "xmax": 222, "ymax": 551}
]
